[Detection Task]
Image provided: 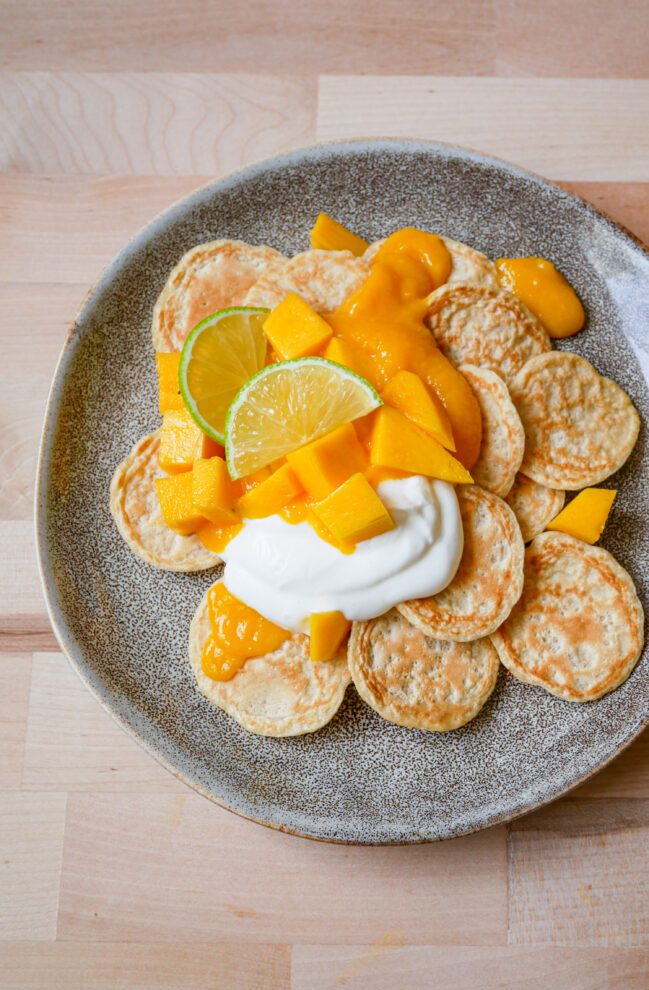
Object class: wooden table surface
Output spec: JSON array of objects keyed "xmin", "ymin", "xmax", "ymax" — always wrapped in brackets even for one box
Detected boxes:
[{"xmin": 2, "ymin": 2, "xmax": 649, "ymax": 987}]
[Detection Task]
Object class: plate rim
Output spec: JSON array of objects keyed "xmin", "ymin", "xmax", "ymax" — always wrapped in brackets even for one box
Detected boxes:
[{"xmin": 35, "ymin": 137, "xmax": 649, "ymax": 844}]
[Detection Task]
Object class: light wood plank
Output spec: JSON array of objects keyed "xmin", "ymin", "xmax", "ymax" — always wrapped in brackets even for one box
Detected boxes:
[
  {"xmin": 0, "ymin": 283, "xmax": 85, "ymax": 519},
  {"xmin": 0, "ymin": 791, "xmax": 66, "ymax": 940},
  {"xmin": 291, "ymin": 944, "xmax": 649, "ymax": 990},
  {"xmin": 0, "ymin": 0, "xmax": 494, "ymax": 75},
  {"xmin": 23, "ymin": 652, "xmax": 184, "ymax": 792},
  {"xmin": 58, "ymin": 793, "xmax": 507, "ymax": 944},
  {"xmin": 495, "ymin": 0, "xmax": 649, "ymax": 79},
  {"xmin": 0, "ymin": 72, "xmax": 316, "ymax": 175},
  {"xmin": 316, "ymin": 77, "xmax": 649, "ymax": 181},
  {"xmin": 0, "ymin": 941, "xmax": 290, "ymax": 989},
  {"xmin": 0, "ymin": 653, "xmax": 31, "ymax": 788},
  {"xmin": 509, "ymin": 800, "xmax": 649, "ymax": 946},
  {"xmin": 0, "ymin": 174, "xmax": 205, "ymax": 283},
  {"xmin": 0, "ymin": 522, "xmax": 51, "ymax": 641}
]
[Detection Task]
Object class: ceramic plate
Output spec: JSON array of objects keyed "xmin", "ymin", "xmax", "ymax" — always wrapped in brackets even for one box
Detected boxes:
[{"xmin": 37, "ymin": 140, "xmax": 649, "ymax": 843}]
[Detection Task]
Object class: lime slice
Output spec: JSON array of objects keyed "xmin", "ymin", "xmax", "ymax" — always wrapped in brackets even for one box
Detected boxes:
[
  {"xmin": 225, "ymin": 357, "xmax": 382, "ymax": 479},
  {"xmin": 179, "ymin": 307, "xmax": 269, "ymax": 443}
]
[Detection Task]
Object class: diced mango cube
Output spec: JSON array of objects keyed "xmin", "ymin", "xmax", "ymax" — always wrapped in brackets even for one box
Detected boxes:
[
  {"xmin": 310, "ymin": 473, "xmax": 395, "ymax": 544},
  {"xmin": 155, "ymin": 352, "xmax": 183, "ymax": 413},
  {"xmin": 324, "ymin": 337, "xmax": 357, "ymax": 372},
  {"xmin": 263, "ymin": 292, "xmax": 332, "ymax": 360},
  {"xmin": 192, "ymin": 457, "xmax": 238, "ymax": 526},
  {"xmin": 370, "ymin": 406, "xmax": 473, "ymax": 484},
  {"xmin": 286, "ymin": 423, "xmax": 367, "ymax": 500},
  {"xmin": 310, "ymin": 610, "xmax": 351, "ymax": 662},
  {"xmin": 546, "ymin": 488, "xmax": 617, "ymax": 544},
  {"xmin": 381, "ymin": 370, "xmax": 455, "ymax": 451},
  {"xmin": 238, "ymin": 466, "xmax": 272, "ymax": 493},
  {"xmin": 236, "ymin": 464, "xmax": 302, "ymax": 519},
  {"xmin": 159, "ymin": 408, "xmax": 216, "ymax": 474},
  {"xmin": 310, "ymin": 213, "xmax": 369, "ymax": 257},
  {"xmin": 198, "ymin": 520, "xmax": 243, "ymax": 553},
  {"xmin": 156, "ymin": 473, "xmax": 205, "ymax": 535}
]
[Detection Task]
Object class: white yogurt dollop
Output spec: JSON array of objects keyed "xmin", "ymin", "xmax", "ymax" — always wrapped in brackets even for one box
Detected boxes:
[{"xmin": 221, "ymin": 475, "xmax": 463, "ymax": 632}]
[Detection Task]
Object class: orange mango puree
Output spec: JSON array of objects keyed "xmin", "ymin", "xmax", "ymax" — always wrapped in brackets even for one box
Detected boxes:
[
  {"xmin": 495, "ymin": 256, "xmax": 585, "ymax": 339},
  {"xmin": 201, "ymin": 583, "xmax": 290, "ymax": 681},
  {"xmin": 326, "ymin": 229, "xmax": 482, "ymax": 468}
]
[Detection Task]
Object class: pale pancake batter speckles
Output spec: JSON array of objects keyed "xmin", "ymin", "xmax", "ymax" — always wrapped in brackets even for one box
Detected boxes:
[
  {"xmin": 398, "ymin": 485, "xmax": 524, "ymax": 642},
  {"xmin": 244, "ymin": 249, "xmax": 370, "ymax": 312},
  {"xmin": 152, "ymin": 240, "xmax": 286, "ymax": 352},
  {"xmin": 364, "ymin": 236, "xmax": 499, "ymax": 288},
  {"xmin": 189, "ymin": 585, "xmax": 351, "ymax": 737},
  {"xmin": 109, "ymin": 432, "xmax": 218, "ymax": 572},
  {"xmin": 492, "ymin": 532, "xmax": 645, "ymax": 702},
  {"xmin": 505, "ymin": 473, "xmax": 565, "ymax": 543},
  {"xmin": 349, "ymin": 609, "xmax": 500, "ymax": 732},
  {"xmin": 426, "ymin": 284, "xmax": 551, "ymax": 387},
  {"xmin": 460, "ymin": 364, "xmax": 524, "ymax": 497},
  {"xmin": 510, "ymin": 352, "xmax": 641, "ymax": 490}
]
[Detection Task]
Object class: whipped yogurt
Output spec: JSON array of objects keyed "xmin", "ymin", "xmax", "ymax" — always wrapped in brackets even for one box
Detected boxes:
[{"xmin": 221, "ymin": 475, "xmax": 463, "ymax": 632}]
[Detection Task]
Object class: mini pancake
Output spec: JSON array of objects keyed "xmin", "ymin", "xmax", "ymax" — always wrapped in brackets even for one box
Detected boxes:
[
  {"xmin": 505, "ymin": 473, "xmax": 565, "ymax": 543},
  {"xmin": 363, "ymin": 236, "xmax": 499, "ymax": 288},
  {"xmin": 110, "ymin": 432, "xmax": 218, "ymax": 572},
  {"xmin": 244, "ymin": 248, "xmax": 370, "ymax": 312},
  {"xmin": 491, "ymin": 531, "xmax": 644, "ymax": 702},
  {"xmin": 348, "ymin": 609, "xmax": 499, "ymax": 731},
  {"xmin": 509, "ymin": 352, "xmax": 641, "ymax": 490},
  {"xmin": 426, "ymin": 284, "xmax": 551, "ymax": 387},
  {"xmin": 152, "ymin": 240, "xmax": 286, "ymax": 351},
  {"xmin": 398, "ymin": 485, "xmax": 524, "ymax": 641},
  {"xmin": 189, "ymin": 585, "xmax": 351, "ymax": 736},
  {"xmin": 460, "ymin": 364, "xmax": 525, "ymax": 497}
]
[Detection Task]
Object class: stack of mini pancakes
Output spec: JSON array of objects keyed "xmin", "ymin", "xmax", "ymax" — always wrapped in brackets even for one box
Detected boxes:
[{"xmin": 110, "ymin": 236, "xmax": 644, "ymax": 738}]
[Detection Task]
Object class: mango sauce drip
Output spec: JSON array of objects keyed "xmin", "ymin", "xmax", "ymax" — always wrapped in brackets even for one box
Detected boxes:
[
  {"xmin": 201, "ymin": 583, "xmax": 290, "ymax": 681},
  {"xmin": 326, "ymin": 228, "xmax": 482, "ymax": 468},
  {"xmin": 495, "ymin": 256, "xmax": 585, "ymax": 339}
]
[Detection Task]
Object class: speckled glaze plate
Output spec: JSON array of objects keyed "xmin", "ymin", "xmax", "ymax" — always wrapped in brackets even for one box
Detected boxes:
[{"xmin": 37, "ymin": 140, "xmax": 649, "ymax": 843}]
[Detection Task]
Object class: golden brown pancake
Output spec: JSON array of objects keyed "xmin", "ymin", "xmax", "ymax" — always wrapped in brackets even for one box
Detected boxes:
[
  {"xmin": 109, "ymin": 432, "xmax": 218, "ymax": 572},
  {"xmin": 189, "ymin": 584, "xmax": 351, "ymax": 736},
  {"xmin": 398, "ymin": 485, "xmax": 524, "ymax": 641},
  {"xmin": 509, "ymin": 352, "xmax": 641, "ymax": 490},
  {"xmin": 152, "ymin": 239, "xmax": 286, "ymax": 351},
  {"xmin": 244, "ymin": 248, "xmax": 370, "ymax": 312},
  {"xmin": 504, "ymin": 473, "xmax": 565, "ymax": 543},
  {"xmin": 363, "ymin": 236, "xmax": 499, "ymax": 288},
  {"xmin": 349, "ymin": 609, "xmax": 499, "ymax": 731},
  {"xmin": 426, "ymin": 284, "xmax": 551, "ymax": 387},
  {"xmin": 491, "ymin": 532, "xmax": 644, "ymax": 702},
  {"xmin": 460, "ymin": 364, "xmax": 525, "ymax": 497}
]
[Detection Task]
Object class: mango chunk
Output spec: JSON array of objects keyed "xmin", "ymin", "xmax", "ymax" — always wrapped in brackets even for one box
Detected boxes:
[
  {"xmin": 155, "ymin": 352, "xmax": 183, "ymax": 413},
  {"xmin": 370, "ymin": 406, "xmax": 473, "ymax": 484},
  {"xmin": 286, "ymin": 423, "xmax": 367, "ymax": 500},
  {"xmin": 381, "ymin": 370, "xmax": 455, "ymax": 451},
  {"xmin": 310, "ymin": 213, "xmax": 369, "ymax": 257},
  {"xmin": 310, "ymin": 472, "xmax": 395, "ymax": 544},
  {"xmin": 198, "ymin": 520, "xmax": 243, "ymax": 553},
  {"xmin": 323, "ymin": 337, "xmax": 357, "ymax": 372},
  {"xmin": 155, "ymin": 472, "xmax": 205, "ymax": 535},
  {"xmin": 310, "ymin": 610, "xmax": 351, "ymax": 662},
  {"xmin": 236, "ymin": 464, "xmax": 303, "ymax": 519},
  {"xmin": 192, "ymin": 457, "xmax": 238, "ymax": 526},
  {"xmin": 263, "ymin": 292, "xmax": 332, "ymax": 360},
  {"xmin": 159, "ymin": 408, "xmax": 220, "ymax": 474},
  {"xmin": 546, "ymin": 488, "xmax": 617, "ymax": 544}
]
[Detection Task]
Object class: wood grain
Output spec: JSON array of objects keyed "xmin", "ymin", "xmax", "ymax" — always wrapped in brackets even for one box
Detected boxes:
[
  {"xmin": 509, "ymin": 800, "xmax": 649, "ymax": 946},
  {"xmin": 317, "ymin": 77, "xmax": 649, "ymax": 180},
  {"xmin": 0, "ymin": 942, "xmax": 290, "ymax": 990},
  {"xmin": 0, "ymin": 791, "xmax": 66, "ymax": 940},
  {"xmin": 0, "ymin": 653, "xmax": 31, "ymax": 789},
  {"xmin": 23, "ymin": 652, "xmax": 184, "ymax": 792},
  {"xmin": 57, "ymin": 793, "xmax": 507, "ymax": 944},
  {"xmin": 0, "ymin": 72, "xmax": 316, "ymax": 175},
  {"xmin": 0, "ymin": 0, "xmax": 495, "ymax": 75},
  {"xmin": 0, "ymin": 523, "xmax": 50, "ymax": 637},
  {"xmin": 292, "ymin": 944, "xmax": 649, "ymax": 990}
]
